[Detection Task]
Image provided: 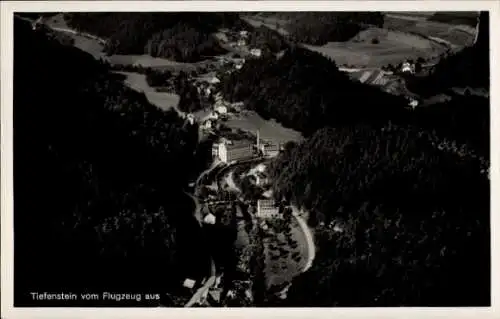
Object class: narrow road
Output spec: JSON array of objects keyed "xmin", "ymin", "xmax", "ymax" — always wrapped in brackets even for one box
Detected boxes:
[{"xmin": 291, "ymin": 205, "xmax": 315, "ymax": 272}]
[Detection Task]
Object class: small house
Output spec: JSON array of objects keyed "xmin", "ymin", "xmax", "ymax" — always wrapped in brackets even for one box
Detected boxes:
[
  {"xmin": 408, "ymin": 98, "xmax": 419, "ymax": 109},
  {"xmin": 215, "ymin": 105, "xmax": 228, "ymax": 115},
  {"xmin": 183, "ymin": 278, "xmax": 196, "ymax": 289},
  {"xmin": 203, "ymin": 212, "xmax": 216, "ymax": 225},
  {"xmin": 401, "ymin": 61, "xmax": 415, "ymax": 74},
  {"xmin": 250, "ymin": 48, "xmax": 262, "ymax": 57},
  {"xmin": 260, "ymin": 143, "xmax": 280, "ymax": 158}
]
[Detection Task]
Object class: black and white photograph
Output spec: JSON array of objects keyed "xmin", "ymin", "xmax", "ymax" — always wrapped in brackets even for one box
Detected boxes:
[{"xmin": 1, "ymin": 0, "xmax": 496, "ymax": 315}]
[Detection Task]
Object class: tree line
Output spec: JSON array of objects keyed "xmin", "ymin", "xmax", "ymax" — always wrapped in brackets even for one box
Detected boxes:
[
  {"xmin": 64, "ymin": 12, "xmax": 245, "ymax": 62},
  {"xmin": 250, "ymin": 12, "xmax": 384, "ymax": 45}
]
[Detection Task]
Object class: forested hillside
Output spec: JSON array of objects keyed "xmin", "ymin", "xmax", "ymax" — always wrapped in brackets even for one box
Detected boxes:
[
  {"xmin": 428, "ymin": 11, "xmax": 479, "ymax": 27},
  {"xmin": 254, "ymin": 12, "xmax": 384, "ymax": 45},
  {"xmin": 64, "ymin": 13, "xmax": 245, "ymax": 62},
  {"xmin": 247, "ymin": 25, "xmax": 289, "ymax": 54},
  {"xmin": 14, "ymin": 17, "xmax": 208, "ymax": 306},
  {"xmin": 221, "ymin": 42, "xmax": 489, "ymax": 156},
  {"xmin": 268, "ymin": 125, "xmax": 489, "ymax": 306},
  {"xmin": 221, "ymin": 46, "xmax": 407, "ymax": 135}
]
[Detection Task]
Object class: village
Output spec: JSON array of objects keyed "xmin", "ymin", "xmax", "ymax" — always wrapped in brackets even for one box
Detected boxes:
[{"xmin": 174, "ymin": 31, "xmax": 314, "ymax": 306}]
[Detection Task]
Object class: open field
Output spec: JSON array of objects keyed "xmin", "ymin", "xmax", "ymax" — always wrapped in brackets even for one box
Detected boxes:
[
  {"xmin": 384, "ymin": 16, "xmax": 475, "ymax": 47},
  {"xmin": 226, "ymin": 111, "xmax": 303, "ymax": 145},
  {"xmin": 241, "ymin": 16, "xmax": 290, "ymax": 36},
  {"xmin": 262, "ymin": 217, "xmax": 309, "ymax": 289},
  {"xmin": 116, "ymin": 72, "xmax": 180, "ymax": 112},
  {"xmin": 304, "ymin": 27, "xmax": 445, "ymax": 68}
]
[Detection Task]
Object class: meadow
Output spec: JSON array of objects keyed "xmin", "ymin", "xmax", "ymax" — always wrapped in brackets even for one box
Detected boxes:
[
  {"xmin": 304, "ymin": 27, "xmax": 445, "ymax": 68},
  {"xmin": 262, "ymin": 216, "xmax": 309, "ymax": 290}
]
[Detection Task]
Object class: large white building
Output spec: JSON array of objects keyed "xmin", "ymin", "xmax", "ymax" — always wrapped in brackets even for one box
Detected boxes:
[
  {"xmin": 218, "ymin": 140, "xmax": 255, "ymax": 163},
  {"xmin": 256, "ymin": 199, "xmax": 280, "ymax": 218}
]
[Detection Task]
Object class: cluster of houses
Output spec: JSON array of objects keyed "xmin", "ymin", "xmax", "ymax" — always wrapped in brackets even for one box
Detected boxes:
[{"xmin": 218, "ymin": 28, "xmax": 263, "ymax": 58}]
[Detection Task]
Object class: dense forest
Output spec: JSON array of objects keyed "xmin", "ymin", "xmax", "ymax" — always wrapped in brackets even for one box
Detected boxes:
[
  {"xmin": 64, "ymin": 13, "xmax": 245, "ymax": 62},
  {"xmin": 247, "ymin": 25, "xmax": 289, "ymax": 54},
  {"xmin": 259, "ymin": 11, "xmax": 490, "ymax": 307},
  {"xmin": 14, "ymin": 17, "xmax": 210, "ymax": 306},
  {"xmin": 175, "ymin": 71, "xmax": 205, "ymax": 113},
  {"xmin": 428, "ymin": 11, "xmax": 479, "ymax": 27},
  {"xmin": 254, "ymin": 12, "xmax": 384, "ymax": 45},
  {"xmin": 221, "ymin": 46, "xmax": 408, "ymax": 136},
  {"xmin": 268, "ymin": 125, "xmax": 489, "ymax": 306}
]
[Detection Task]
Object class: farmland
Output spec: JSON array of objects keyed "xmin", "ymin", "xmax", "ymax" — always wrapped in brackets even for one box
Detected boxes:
[
  {"xmin": 384, "ymin": 15, "xmax": 476, "ymax": 47},
  {"xmin": 244, "ymin": 12, "xmax": 476, "ymax": 69},
  {"xmin": 303, "ymin": 27, "xmax": 446, "ymax": 68}
]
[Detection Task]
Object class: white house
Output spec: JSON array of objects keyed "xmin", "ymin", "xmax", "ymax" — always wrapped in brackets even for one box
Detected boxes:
[
  {"xmin": 250, "ymin": 48, "xmax": 262, "ymax": 57},
  {"xmin": 408, "ymin": 99, "xmax": 419, "ymax": 109},
  {"xmin": 208, "ymin": 111, "xmax": 219, "ymax": 120},
  {"xmin": 183, "ymin": 278, "xmax": 196, "ymax": 289},
  {"xmin": 215, "ymin": 105, "xmax": 228, "ymax": 115},
  {"xmin": 203, "ymin": 213, "xmax": 216, "ymax": 225},
  {"xmin": 401, "ymin": 61, "xmax": 415, "ymax": 74}
]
